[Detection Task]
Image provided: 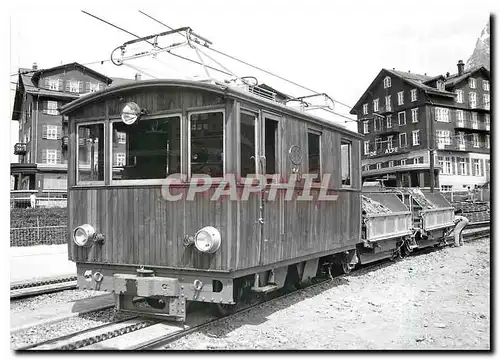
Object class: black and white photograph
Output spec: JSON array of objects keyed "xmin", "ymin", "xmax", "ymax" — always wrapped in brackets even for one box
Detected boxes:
[{"xmin": 4, "ymin": 0, "xmax": 492, "ymax": 352}]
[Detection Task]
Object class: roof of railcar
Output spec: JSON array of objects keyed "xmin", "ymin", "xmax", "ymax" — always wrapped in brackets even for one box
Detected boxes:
[{"xmin": 59, "ymin": 79, "xmax": 363, "ymax": 139}]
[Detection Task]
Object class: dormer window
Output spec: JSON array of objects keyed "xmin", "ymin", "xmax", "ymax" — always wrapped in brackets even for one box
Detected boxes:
[
  {"xmin": 45, "ymin": 78, "xmax": 61, "ymax": 91},
  {"xmin": 383, "ymin": 76, "xmax": 391, "ymax": 89},
  {"xmin": 437, "ymin": 80, "xmax": 445, "ymax": 91}
]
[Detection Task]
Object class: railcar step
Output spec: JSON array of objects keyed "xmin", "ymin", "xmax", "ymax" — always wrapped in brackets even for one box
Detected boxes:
[{"xmin": 251, "ymin": 284, "xmax": 278, "ymax": 293}]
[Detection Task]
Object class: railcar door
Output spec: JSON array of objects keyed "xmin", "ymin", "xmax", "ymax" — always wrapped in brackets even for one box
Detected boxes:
[{"xmin": 259, "ymin": 111, "xmax": 283, "ymax": 266}]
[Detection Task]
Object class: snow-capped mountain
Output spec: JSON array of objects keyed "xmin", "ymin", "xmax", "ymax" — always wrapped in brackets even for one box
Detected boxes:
[{"xmin": 466, "ymin": 20, "xmax": 490, "ymax": 70}]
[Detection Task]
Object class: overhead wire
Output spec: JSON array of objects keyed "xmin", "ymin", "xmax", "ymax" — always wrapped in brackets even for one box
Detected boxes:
[{"xmin": 138, "ymin": 10, "xmax": 355, "ymax": 111}]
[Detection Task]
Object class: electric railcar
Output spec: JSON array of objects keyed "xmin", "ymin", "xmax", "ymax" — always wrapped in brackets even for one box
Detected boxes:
[{"xmin": 59, "ymin": 79, "xmax": 458, "ymax": 321}]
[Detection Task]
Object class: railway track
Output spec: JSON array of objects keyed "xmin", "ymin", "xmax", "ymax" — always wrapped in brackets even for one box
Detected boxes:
[
  {"xmin": 10, "ymin": 275, "xmax": 77, "ymax": 299},
  {"xmin": 14, "ymin": 226, "xmax": 489, "ymax": 351}
]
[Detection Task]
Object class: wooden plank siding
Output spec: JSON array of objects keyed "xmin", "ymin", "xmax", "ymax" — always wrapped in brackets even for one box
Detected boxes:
[{"xmin": 66, "ymin": 82, "xmax": 362, "ymax": 274}]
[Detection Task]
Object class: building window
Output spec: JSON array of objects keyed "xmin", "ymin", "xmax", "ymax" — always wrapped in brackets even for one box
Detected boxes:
[
  {"xmin": 457, "ymin": 132, "xmax": 465, "ymax": 148},
  {"xmin": 386, "ymin": 115, "xmax": 392, "ymax": 128},
  {"xmin": 398, "ymin": 111, "xmax": 406, "ymax": 126},
  {"xmin": 374, "ymin": 118, "xmax": 380, "ymax": 132},
  {"xmin": 455, "ymin": 90, "xmax": 464, "ymax": 103},
  {"xmin": 399, "ymin": 132, "xmax": 407, "ymax": 148},
  {"xmin": 384, "ymin": 76, "xmax": 391, "ymax": 88},
  {"xmin": 485, "ymin": 114, "xmax": 490, "ymax": 130},
  {"xmin": 385, "ymin": 95, "xmax": 392, "ymax": 112},
  {"xmin": 472, "ymin": 159, "xmax": 481, "ymax": 176},
  {"xmin": 400, "ymin": 159, "xmax": 406, "ymax": 166},
  {"xmin": 471, "ymin": 112, "xmax": 478, "ymax": 128},
  {"xmin": 437, "ymin": 80, "xmax": 445, "ymax": 91},
  {"xmin": 483, "ymin": 94, "xmax": 490, "ymax": 110},
  {"xmin": 87, "ymin": 82, "xmax": 100, "ymax": 93},
  {"xmin": 483, "ymin": 80, "xmax": 490, "ymax": 91},
  {"xmin": 117, "ymin": 132, "xmax": 126, "ymax": 144},
  {"xmin": 387, "ymin": 135, "xmax": 394, "ymax": 150},
  {"xmin": 376, "ymin": 163, "xmax": 381, "ymax": 170},
  {"xmin": 341, "ymin": 140, "xmax": 352, "ymax": 186},
  {"xmin": 69, "ymin": 80, "xmax": 80, "ymax": 93},
  {"xmin": 363, "ymin": 120, "xmax": 369, "ymax": 134},
  {"xmin": 469, "ymin": 92, "xmax": 477, "ymax": 108},
  {"xmin": 46, "ymin": 101, "xmax": 59, "ymax": 115},
  {"xmin": 363, "ymin": 165, "xmax": 370, "ymax": 171},
  {"xmin": 410, "ymin": 89, "xmax": 417, "ymax": 102},
  {"xmin": 441, "ymin": 185, "xmax": 453, "ymax": 192},
  {"xmin": 388, "ymin": 160, "xmax": 394, "ymax": 168},
  {"xmin": 444, "ymin": 156, "xmax": 452, "ymax": 174},
  {"xmin": 363, "ymin": 103, "xmax": 368, "ymax": 115},
  {"xmin": 46, "ymin": 125, "xmax": 58, "ymax": 140},
  {"xmin": 486, "ymin": 135, "xmax": 490, "ymax": 149},
  {"xmin": 414, "ymin": 157, "xmax": 424, "ymax": 164},
  {"xmin": 458, "ymin": 157, "xmax": 466, "ymax": 175},
  {"xmin": 46, "ymin": 149, "xmax": 57, "ymax": 164},
  {"xmin": 456, "ymin": 110, "xmax": 464, "ymax": 126},
  {"xmin": 375, "ymin": 137, "xmax": 382, "ymax": 152},
  {"xmin": 364, "ymin": 141, "xmax": 370, "ymax": 155},
  {"xmin": 436, "ymin": 130, "xmax": 451, "ymax": 147},
  {"xmin": 114, "ymin": 153, "xmax": 126, "ymax": 166},
  {"xmin": 412, "ymin": 130, "xmax": 420, "ymax": 146},
  {"xmin": 397, "ymin": 91, "xmax": 404, "ymax": 105},
  {"xmin": 469, "ymin": 78, "xmax": 476, "ymax": 89},
  {"xmin": 411, "ymin": 108, "xmax": 418, "ymax": 123},
  {"xmin": 373, "ymin": 98, "xmax": 379, "ymax": 112},
  {"xmin": 435, "ymin": 107, "xmax": 450, "ymax": 122},
  {"xmin": 472, "ymin": 133, "xmax": 480, "ymax": 148},
  {"xmin": 48, "ymin": 78, "xmax": 60, "ymax": 91}
]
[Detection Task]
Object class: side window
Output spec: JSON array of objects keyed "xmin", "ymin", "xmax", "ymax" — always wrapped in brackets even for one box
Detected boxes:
[
  {"xmin": 77, "ymin": 123, "xmax": 104, "ymax": 183},
  {"xmin": 341, "ymin": 139, "xmax": 352, "ymax": 187},
  {"xmin": 111, "ymin": 116, "xmax": 181, "ymax": 180},
  {"xmin": 264, "ymin": 118, "xmax": 279, "ymax": 175},
  {"xmin": 190, "ymin": 111, "xmax": 224, "ymax": 177},
  {"xmin": 240, "ymin": 112, "xmax": 256, "ymax": 177},
  {"xmin": 308, "ymin": 131, "xmax": 321, "ymax": 181}
]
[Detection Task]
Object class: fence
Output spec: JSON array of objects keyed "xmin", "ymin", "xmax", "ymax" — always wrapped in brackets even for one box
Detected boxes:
[
  {"xmin": 10, "ymin": 225, "xmax": 67, "ymax": 247},
  {"xmin": 441, "ymin": 189, "xmax": 491, "ymax": 203}
]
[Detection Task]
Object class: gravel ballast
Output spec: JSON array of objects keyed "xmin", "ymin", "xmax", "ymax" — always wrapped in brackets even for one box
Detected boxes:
[
  {"xmin": 166, "ymin": 238, "xmax": 490, "ymax": 350},
  {"xmin": 10, "ymin": 289, "xmax": 106, "ymax": 314}
]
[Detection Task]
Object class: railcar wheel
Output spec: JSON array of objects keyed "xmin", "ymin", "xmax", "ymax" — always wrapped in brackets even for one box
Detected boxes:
[
  {"xmin": 341, "ymin": 261, "xmax": 355, "ymax": 275},
  {"xmin": 403, "ymin": 240, "xmax": 413, "ymax": 256},
  {"xmin": 146, "ymin": 297, "xmax": 166, "ymax": 309},
  {"xmin": 213, "ymin": 303, "xmax": 239, "ymax": 317}
]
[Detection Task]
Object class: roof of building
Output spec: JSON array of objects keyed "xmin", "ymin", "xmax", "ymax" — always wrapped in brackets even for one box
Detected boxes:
[
  {"xmin": 444, "ymin": 65, "xmax": 490, "ymax": 88},
  {"xmin": 350, "ymin": 68, "xmax": 456, "ymax": 114},
  {"xmin": 31, "ymin": 62, "xmax": 113, "ymax": 84}
]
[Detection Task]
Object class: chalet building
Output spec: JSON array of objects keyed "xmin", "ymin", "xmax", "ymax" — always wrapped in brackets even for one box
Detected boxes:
[
  {"xmin": 11, "ymin": 62, "xmax": 115, "ymax": 192},
  {"xmin": 350, "ymin": 60, "xmax": 490, "ymax": 191}
]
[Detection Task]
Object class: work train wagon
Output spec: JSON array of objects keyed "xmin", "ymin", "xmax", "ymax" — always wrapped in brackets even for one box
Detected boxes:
[{"xmin": 59, "ymin": 79, "xmax": 364, "ymax": 321}]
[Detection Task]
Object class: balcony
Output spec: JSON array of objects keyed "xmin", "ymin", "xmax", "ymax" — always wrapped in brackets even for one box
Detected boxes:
[
  {"xmin": 375, "ymin": 105, "xmax": 392, "ymax": 115},
  {"xmin": 14, "ymin": 143, "xmax": 27, "ymax": 155},
  {"xmin": 374, "ymin": 124, "xmax": 401, "ymax": 135},
  {"xmin": 441, "ymin": 139, "xmax": 490, "ymax": 153},
  {"xmin": 365, "ymin": 145, "xmax": 410, "ymax": 159},
  {"xmin": 455, "ymin": 120, "xmax": 490, "ymax": 132}
]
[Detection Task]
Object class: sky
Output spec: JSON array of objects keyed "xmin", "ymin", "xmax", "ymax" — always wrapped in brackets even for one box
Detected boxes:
[{"xmin": 3, "ymin": 0, "xmax": 494, "ymax": 164}]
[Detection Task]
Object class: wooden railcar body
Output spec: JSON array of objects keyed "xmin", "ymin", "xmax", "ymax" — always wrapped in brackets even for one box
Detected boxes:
[{"xmin": 60, "ymin": 80, "xmax": 363, "ymax": 319}]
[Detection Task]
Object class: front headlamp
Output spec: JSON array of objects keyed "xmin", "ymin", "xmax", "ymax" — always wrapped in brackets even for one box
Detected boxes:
[
  {"xmin": 72, "ymin": 224, "xmax": 97, "ymax": 247},
  {"xmin": 194, "ymin": 226, "xmax": 221, "ymax": 253}
]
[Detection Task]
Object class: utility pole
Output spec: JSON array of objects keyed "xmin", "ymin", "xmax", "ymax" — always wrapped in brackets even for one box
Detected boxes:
[{"xmin": 428, "ymin": 104, "xmax": 435, "ymax": 193}]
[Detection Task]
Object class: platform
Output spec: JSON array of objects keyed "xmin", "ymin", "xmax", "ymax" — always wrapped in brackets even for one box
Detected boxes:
[{"xmin": 10, "ymin": 244, "xmax": 76, "ymax": 283}]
